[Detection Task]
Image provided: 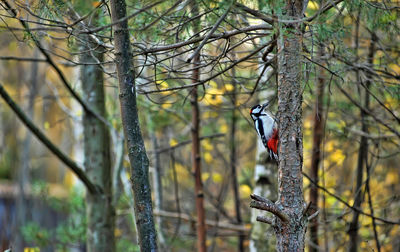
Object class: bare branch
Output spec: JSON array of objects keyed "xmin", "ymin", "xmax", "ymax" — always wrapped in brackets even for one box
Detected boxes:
[
  {"xmin": 250, "ymin": 194, "xmax": 289, "ymax": 222},
  {"xmin": 308, "ymin": 210, "xmax": 319, "ymax": 221},
  {"xmin": 256, "ymin": 216, "xmax": 274, "ymax": 225},
  {"xmin": 0, "ymin": 83, "xmax": 98, "ymax": 194},
  {"xmin": 139, "ymin": 24, "xmax": 272, "ymax": 54},
  {"xmin": 187, "ymin": 2, "xmax": 233, "ymax": 63},
  {"xmin": 303, "ymin": 172, "xmax": 400, "ymax": 225}
]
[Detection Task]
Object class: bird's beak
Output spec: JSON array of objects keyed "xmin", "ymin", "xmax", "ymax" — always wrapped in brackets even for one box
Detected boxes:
[{"xmin": 261, "ymin": 101, "xmax": 270, "ymax": 110}]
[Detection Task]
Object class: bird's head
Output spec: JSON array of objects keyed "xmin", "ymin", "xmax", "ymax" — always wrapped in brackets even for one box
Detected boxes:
[{"xmin": 250, "ymin": 102, "xmax": 269, "ymax": 120}]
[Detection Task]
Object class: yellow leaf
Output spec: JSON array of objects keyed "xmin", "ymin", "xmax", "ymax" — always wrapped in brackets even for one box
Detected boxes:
[
  {"xmin": 24, "ymin": 248, "xmax": 40, "ymax": 252},
  {"xmin": 155, "ymin": 80, "xmax": 171, "ymax": 95},
  {"xmin": 330, "ymin": 149, "xmax": 345, "ymax": 165},
  {"xmin": 204, "ymin": 152, "xmax": 213, "ymax": 163},
  {"xmin": 203, "ymin": 88, "xmax": 223, "ymax": 106},
  {"xmin": 44, "ymin": 121, "xmax": 50, "ymax": 129},
  {"xmin": 220, "ymin": 124, "xmax": 228, "ymax": 133},
  {"xmin": 170, "ymin": 138, "xmax": 178, "ymax": 147},
  {"xmin": 161, "ymin": 103, "xmax": 172, "ymax": 109},
  {"xmin": 212, "ymin": 173, "xmax": 223, "ymax": 183},
  {"xmin": 224, "ymin": 83, "xmax": 234, "ymax": 92},
  {"xmin": 389, "ymin": 63, "xmax": 400, "ymax": 75},
  {"xmin": 75, "ymin": 110, "xmax": 82, "ymax": 117},
  {"xmin": 239, "ymin": 184, "xmax": 252, "ymax": 197},
  {"xmin": 202, "ymin": 139, "xmax": 213, "ymax": 151},
  {"xmin": 307, "ymin": 1, "xmax": 319, "ymax": 10},
  {"xmin": 385, "ymin": 170, "xmax": 399, "ymax": 185},
  {"xmin": 202, "ymin": 172, "xmax": 210, "ymax": 182},
  {"xmin": 325, "ymin": 195, "xmax": 336, "ymax": 208}
]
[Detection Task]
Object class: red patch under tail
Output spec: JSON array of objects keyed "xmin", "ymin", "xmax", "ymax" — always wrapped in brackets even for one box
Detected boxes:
[{"xmin": 267, "ymin": 128, "xmax": 279, "ymax": 156}]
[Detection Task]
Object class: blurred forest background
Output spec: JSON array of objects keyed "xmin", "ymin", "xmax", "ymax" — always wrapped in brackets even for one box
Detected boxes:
[{"xmin": 0, "ymin": 0, "xmax": 399, "ymax": 251}]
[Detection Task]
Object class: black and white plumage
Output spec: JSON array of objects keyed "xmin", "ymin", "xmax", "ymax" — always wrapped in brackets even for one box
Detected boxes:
[{"xmin": 250, "ymin": 103, "xmax": 279, "ymax": 160}]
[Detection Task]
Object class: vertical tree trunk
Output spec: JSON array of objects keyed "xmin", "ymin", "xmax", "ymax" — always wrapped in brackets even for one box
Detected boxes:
[
  {"xmin": 110, "ymin": 0, "xmax": 158, "ymax": 250},
  {"xmin": 191, "ymin": 58, "xmax": 207, "ymax": 252},
  {"xmin": 80, "ymin": 35, "xmax": 115, "ymax": 251},
  {"xmin": 249, "ymin": 75, "xmax": 277, "ymax": 252},
  {"xmin": 229, "ymin": 74, "xmax": 244, "ymax": 252},
  {"xmin": 308, "ymin": 46, "xmax": 326, "ymax": 252},
  {"xmin": 15, "ymin": 49, "xmax": 39, "ymax": 251},
  {"xmin": 347, "ymin": 28, "xmax": 375, "ymax": 252},
  {"xmin": 190, "ymin": 2, "xmax": 206, "ymax": 251},
  {"xmin": 150, "ymin": 132, "xmax": 166, "ymax": 248},
  {"xmin": 275, "ymin": 0, "xmax": 307, "ymax": 250},
  {"xmin": 347, "ymin": 6, "xmax": 365, "ymax": 251}
]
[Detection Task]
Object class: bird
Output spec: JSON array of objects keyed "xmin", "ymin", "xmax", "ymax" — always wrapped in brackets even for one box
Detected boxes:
[{"xmin": 250, "ymin": 102, "xmax": 279, "ymax": 161}]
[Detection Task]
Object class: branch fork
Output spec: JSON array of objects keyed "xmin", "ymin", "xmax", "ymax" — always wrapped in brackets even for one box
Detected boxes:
[{"xmin": 250, "ymin": 194, "xmax": 289, "ymax": 223}]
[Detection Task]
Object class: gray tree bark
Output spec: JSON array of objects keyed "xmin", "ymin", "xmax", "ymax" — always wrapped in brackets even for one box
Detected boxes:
[
  {"xmin": 109, "ymin": 0, "xmax": 158, "ymax": 250},
  {"xmin": 14, "ymin": 49, "xmax": 39, "ymax": 252},
  {"xmin": 275, "ymin": 5, "xmax": 307, "ymax": 248},
  {"xmin": 256, "ymin": 0, "xmax": 308, "ymax": 250},
  {"xmin": 80, "ymin": 32, "xmax": 115, "ymax": 251}
]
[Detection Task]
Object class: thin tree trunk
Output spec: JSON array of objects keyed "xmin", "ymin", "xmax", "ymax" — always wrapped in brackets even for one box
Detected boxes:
[
  {"xmin": 80, "ymin": 33, "xmax": 115, "ymax": 251},
  {"xmin": 229, "ymin": 64, "xmax": 245, "ymax": 252},
  {"xmin": 275, "ymin": 0, "xmax": 307, "ymax": 249},
  {"xmin": 348, "ymin": 27, "xmax": 376, "ymax": 252},
  {"xmin": 364, "ymin": 32, "xmax": 380, "ymax": 252},
  {"xmin": 15, "ymin": 49, "xmax": 39, "ymax": 251},
  {"xmin": 249, "ymin": 71, "xmax": 277, "ymax": 252},
  {"xmin": 151, "ymin": 132, "xmax": 166, "ymax": 248},
  {"xmin": 109, "ymin": 0, "xmax": 157, "ymax": 250},
  {"xmin": 191, "ymin": 58, "xmax": 206, "ymax": 252},
  {"xmin": 348, "ymin": 6, "xmax": 364, "ymax": 251},
  {"xmin": 308, "ymin": 46, "xmax": 326, "ymax": 252},
  {"xmin": 190, "ymin": 2, "xmax": 206, "ymax": 251}
]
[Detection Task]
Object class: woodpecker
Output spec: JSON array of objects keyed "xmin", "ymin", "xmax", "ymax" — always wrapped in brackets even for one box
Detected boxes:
[{"xmin": 250, "ymin": 103, "xmax": 279, "ymax": 160}]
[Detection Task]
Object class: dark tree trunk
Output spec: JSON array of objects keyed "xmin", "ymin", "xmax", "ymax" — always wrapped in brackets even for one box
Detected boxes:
[
  {"xmin": 109, "ymin": 0, "xmax": 157, "ymax": 250},
  {"xmin": 348, "ymin": 28, "xmax": 376, "ymax": 252},
  {"xmin": 190, "ymin": 2, "xmax": 206, "ymax": 251},
  {"xmin": 80, "ymin": 33, "xmax": 115, "ymax": 251},
  {"xmin": 191, "ymin": 60, "xmax": 207, "ymax": 252},
  {"xmin": 308, "ymin": 46, "xmax": 326, "ymax": 252},
  {"xmin": 348, "ymin": 6, "xmax": 365, "ymax": 252}
]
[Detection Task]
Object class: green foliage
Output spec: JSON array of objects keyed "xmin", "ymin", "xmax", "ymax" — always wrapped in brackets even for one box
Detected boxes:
[
  {"xmin": 117, "ymin": 238, "xmax": 140, "ymax": 252},
  {"xmin": 22, "ymin": 184, "xmax": 86, "ymax": 249},
  {"xmin": 21, "ymin": 222, "xmax": 51, "ymax": 247}
]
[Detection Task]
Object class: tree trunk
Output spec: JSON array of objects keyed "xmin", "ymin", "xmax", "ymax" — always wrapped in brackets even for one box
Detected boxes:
[
  {"xmin": 308, "ymin": 46, "xmax": 326, "ymax": 252},
  {"xmin": 275, "ymin": 0, "xmax": 307, "ymax": 250},
  {"xmin": 190, "ymin": 2, "xmax": 206, "ymax": 251},
  {"xmin": 249, "ymin": 70, "xmax": 277, "ymax": 252},
  {"xmin": 109, "ymin": 0, "xmax": 158, "ymax": 250},
  {"xmin": 347, "ymin": 25, "xmax": 375, "ymax": 252},
  {"xmin": 150, "ymin": 132, "xmax": 166, "ymax": 248},
  {"xmin": 15, "ymin": 49, "xmax": 39, "ymax": 251},
  {"xmin": 80, "ymin": 34, "xmax": 115, "ymax": 251},
  {"xmin": 229, "ymin": 64, "xmax": 245, "ymax": 252},
  {"xmin": 347, "ymin": 6, "xmax": 364, "ymax": 251}
]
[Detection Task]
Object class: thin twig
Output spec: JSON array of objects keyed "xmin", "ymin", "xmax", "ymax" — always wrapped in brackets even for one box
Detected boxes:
[{"xmin": 187, "ymin": 1, "xmax": 233, "ymax": 63}]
